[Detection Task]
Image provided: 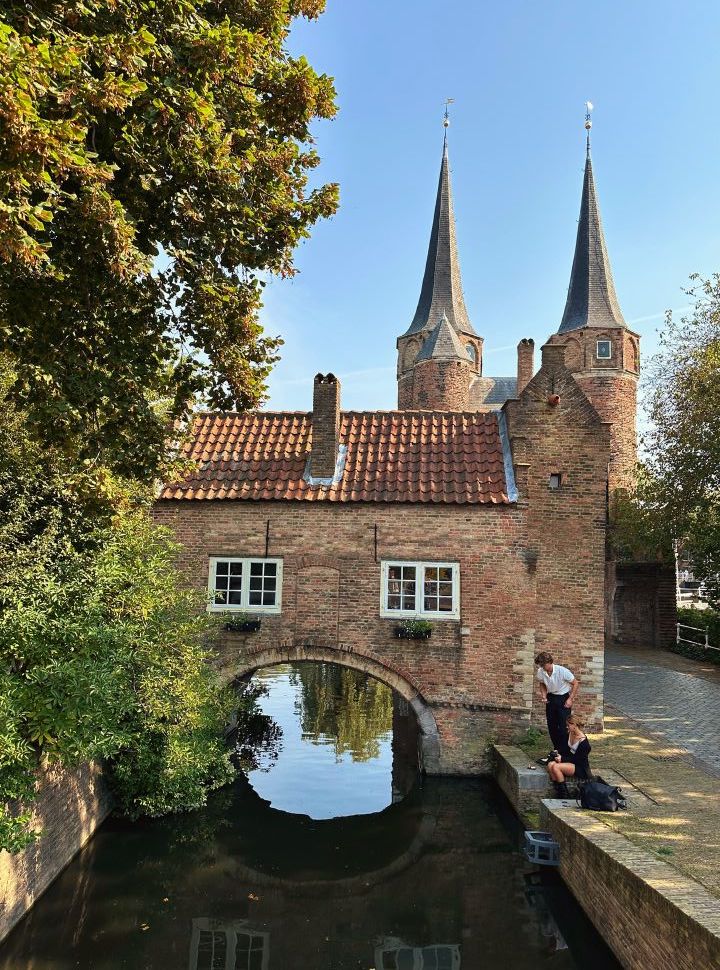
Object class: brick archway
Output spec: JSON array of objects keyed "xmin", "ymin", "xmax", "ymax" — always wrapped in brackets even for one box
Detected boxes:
[{"xmin": 233, "ymin": 644, "xmax": 441, "ymax": 773}]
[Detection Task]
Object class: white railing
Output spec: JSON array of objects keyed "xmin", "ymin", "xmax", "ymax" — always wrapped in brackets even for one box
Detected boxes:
[{"xmin": 676, "ymin": 622, "xmax": 720, "ymax": 653}]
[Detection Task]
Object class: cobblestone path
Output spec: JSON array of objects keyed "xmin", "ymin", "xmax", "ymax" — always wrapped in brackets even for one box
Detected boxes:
[{"xmin": 605, "ymin": 647, "xmax": 720, "ymax": 777}]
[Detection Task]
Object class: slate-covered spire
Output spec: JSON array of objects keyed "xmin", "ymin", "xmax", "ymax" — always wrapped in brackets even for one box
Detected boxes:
[
  {"xmin": 403, "ymin": 135, "xmax": 476, "ymax": 337},
  {"xmin": 416, "ymin": 311, "xmax": 468, "ymax": 362},
  {"xmin": 558, "ymin": 148, "xmax": 626, "ymax": 334}
]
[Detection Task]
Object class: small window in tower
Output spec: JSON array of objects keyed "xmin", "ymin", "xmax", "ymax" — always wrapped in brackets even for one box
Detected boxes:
[
  {"xmin": 466, "ymin": 343, "xmax": 478, "ymax": 366},
  {"xmin": 549, "ymin": 473, "xmax": 562, "ymax": 490},
  {"xmin": 596, "ymin": 340, "xmax": 612, "ymax": 360}
]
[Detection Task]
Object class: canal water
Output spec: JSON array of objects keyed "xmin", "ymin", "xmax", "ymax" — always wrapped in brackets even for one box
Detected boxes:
[{"xmin": 0, "ymin": 662, "xmax": 620, "ymax": 969}]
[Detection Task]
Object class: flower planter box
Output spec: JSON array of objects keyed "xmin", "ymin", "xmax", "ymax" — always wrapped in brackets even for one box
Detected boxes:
[
  {"xmin": 225, "ymin": 619, "xmax": 262, "ymax": 634},
  {"xmin": 395, "ymin": 626, "xmax": 432, "ymax": 640}
]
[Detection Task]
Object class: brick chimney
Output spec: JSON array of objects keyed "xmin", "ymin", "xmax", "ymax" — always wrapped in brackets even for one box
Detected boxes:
[
  {"xmin": 310, "ymin": 373, "xmax": 341, "ymax": 479},
  {"xmin": 516, "ymin": 338, "xmax": 535, "ymax": 395},
  {"xmin": 541, "ymin": 342, "xmax": 567, "ymax": 371}
]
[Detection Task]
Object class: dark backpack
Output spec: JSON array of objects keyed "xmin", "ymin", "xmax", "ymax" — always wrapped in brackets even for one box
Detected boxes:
[{"xmin": 579, "ymin": 778, "xmax": 627, "ymax": 812}]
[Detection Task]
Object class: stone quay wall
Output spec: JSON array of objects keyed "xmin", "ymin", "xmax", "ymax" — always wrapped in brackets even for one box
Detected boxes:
[
  {"xmin": 0, "ymin": 762, "xmax": 113, "ymax": 944},
  {"xmin": 540, "ymin": 801, "xmax": 720, "ymax": 970}
]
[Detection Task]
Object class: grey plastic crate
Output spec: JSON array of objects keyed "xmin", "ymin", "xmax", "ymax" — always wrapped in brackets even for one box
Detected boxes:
[{"xmin": 524, "ymin": 830, "xmax": 560, "ymax": 867}]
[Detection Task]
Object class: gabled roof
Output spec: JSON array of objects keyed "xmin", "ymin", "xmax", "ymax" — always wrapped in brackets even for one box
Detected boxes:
[
  {"xmin": 416, "ymin": 312, "xmax": 468, "ymax": 362},
  {"xmin": 402, "ymin": 136, "xmax": 477, "ymax": 338},
  {"xmin": 471, "ymin": 376, "xmax": 518, "ymax": 408},
  {"xmin": 558, "ymin": 150, "xmax": 626, "ymax": 334},
  {"xmin": 161, "ymin": 410, "xmax": 514, "ymax": 505}
]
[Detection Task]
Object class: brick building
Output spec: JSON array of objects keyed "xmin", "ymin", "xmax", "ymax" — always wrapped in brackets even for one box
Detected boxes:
[{"xmin": 155, "ymin": 125, "xmax": 646, "ymax": 774}]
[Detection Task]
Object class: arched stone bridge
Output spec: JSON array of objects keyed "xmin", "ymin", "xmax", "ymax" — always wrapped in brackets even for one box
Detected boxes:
[{"xmin": 220, "ymin": 641, "xmax": 441, "ymax": 774}]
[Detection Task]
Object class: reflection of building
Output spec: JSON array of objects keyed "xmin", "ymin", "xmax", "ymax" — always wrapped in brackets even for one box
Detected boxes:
[
  {"xmin": 375, "ymin": 938, "xmax": 461, "ymax": 969},
  {"xmin": 189, "ymin": 919, "xmax": 269, "ymax": 970},
  {"xmin": 156, "ymin": 119, "xmax": 652, "ymax": 765}
]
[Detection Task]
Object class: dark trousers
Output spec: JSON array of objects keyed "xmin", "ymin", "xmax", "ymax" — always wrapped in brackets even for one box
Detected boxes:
[{"xmin": 546, "ymin": 693, "xmax": 571, "ymax": 755}]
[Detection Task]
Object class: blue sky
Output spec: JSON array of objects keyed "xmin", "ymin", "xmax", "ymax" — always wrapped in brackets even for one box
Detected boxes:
[{"xmin": 261, "ymin": 0, "xmax": 720, "ymax": 414}]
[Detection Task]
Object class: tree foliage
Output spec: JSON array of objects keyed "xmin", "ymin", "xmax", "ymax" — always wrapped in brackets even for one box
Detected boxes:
[
  {"xmin": 0, "ymin": 0, "xmax": 338, "ymax": 479},
  {"xmin": 0, "ymin": 363, "xmax": 243, "ymax": 849},
  {"xmin": 623, "ymin": 275, "xmax": 720, "ymax": 601}
]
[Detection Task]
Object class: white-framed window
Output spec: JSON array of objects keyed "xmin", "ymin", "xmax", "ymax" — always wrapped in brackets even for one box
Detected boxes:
[
  {"xmin": 190, "ymin": 919, "xmax": 269, "ymax": 970},
  {"xmin": 208, "ymin": 557, "xmax": 283, "ymax": 613},
  {"xmin": 596, "ymin": 339, "xmax": 612, "ymax": 359},
  {"xmin": 380, "ymin": 561, "xmax": 460, "ymax": 619},
  {"xmin": 465, "ymin": 343, "xmax": 478, "ymax": 366}
]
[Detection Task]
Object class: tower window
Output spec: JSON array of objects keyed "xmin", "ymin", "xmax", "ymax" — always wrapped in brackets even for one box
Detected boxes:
[
  {"xmin": 465, "ymin": 343, "xmax": 478, "ymax": 366},
  {"xmin": 549, "ymin": 473, "xmax": 562, "ymax": 490},
  {"xmin": 596, "ymin": 340, "xmax": 612, "ymax": 360}
]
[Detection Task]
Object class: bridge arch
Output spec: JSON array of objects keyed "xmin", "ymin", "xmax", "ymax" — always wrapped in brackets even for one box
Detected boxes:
[{"xmin": 232, "ymin": 644, "xmax": 441, "ymax": 773}]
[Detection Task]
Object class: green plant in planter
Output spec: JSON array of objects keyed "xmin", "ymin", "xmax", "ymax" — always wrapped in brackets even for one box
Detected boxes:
[
  {"xmin": 396, "ymin": 619, "xmax": 432, "ymax": 640},
  {"xmin": 224, "ymin": 613, "xmax": 262, "ymax": 633}
]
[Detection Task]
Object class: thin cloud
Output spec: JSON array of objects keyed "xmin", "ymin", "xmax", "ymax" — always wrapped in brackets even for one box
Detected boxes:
[
  {"xmin": 274, "ymin": 365, "xmax": 395, "ymax": 387},
  {"xmin": 484, "ymin": 343, "xmax": 517, "ymax": 354},
  {"xmin": 627, "ymin": 305, "xmax": 694, "ymax": 326}
]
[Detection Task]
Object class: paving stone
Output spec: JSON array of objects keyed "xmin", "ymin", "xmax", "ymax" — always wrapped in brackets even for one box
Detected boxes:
[
  {"xmin": 592, "ymin": 647, "xmax": 720, "ymax": 899},
  {"xmin": 606, "ymin": 646, "xmax": 720, "ymax": 777}
]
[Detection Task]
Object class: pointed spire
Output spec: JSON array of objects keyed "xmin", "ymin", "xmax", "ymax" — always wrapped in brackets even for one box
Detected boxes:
[
  {"xmin": 416, "ymin": 312, "xmax": 468, "ymax": 362},
  {"xmin": 402, "ymin": 133, "xmax": 476, "ymax": 338},
  {"xmin": 558, "ymin": 128, "xmax": 626, "ymax": 334}
]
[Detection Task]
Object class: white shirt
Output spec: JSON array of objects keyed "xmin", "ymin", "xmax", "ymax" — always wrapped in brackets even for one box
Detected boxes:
[{"xmin": 536, "ymin": 663, "xmax": 575, "ymax": 695}]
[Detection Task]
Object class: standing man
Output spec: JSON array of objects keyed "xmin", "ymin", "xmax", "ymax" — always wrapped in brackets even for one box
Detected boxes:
[{"xmin": 534, "ymin": 652, "xmax": 579, "ymax": 756}]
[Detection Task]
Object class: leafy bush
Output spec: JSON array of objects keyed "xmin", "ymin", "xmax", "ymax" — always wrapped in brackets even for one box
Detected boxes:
[
  {"xmin": 514, "ymin": 727, "xmax": 546, "ymax": 758},
  {"xmin": 0, "ymin": 366, "xmax": 238, "ymax": 847},
  {"xmin": 0, "ymin": 508, "xmax": 238, "ymax": 840},
  {"xmin": 673, "ymin": 607, "xmax": 720, "ymax": 665},
  {"xmin": 395, "ymin": 619, "xmax": 432, "ymax": 639}
]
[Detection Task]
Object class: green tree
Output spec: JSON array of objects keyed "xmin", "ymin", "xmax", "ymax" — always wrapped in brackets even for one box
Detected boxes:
[
  {"xmin": 636, "ymin": 274, "xmax": 720, "ymax": 601},
  {"xmin": 0, "ymin": 0, "xmax": 338, "ymax": 480},
  {"xmin": 0, "ymin": 361, "xmax": 243, "ymax": 849}
]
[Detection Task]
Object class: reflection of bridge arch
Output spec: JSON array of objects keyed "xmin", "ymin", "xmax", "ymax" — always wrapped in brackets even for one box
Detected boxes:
[
  {"xmin": 233, "ymin": 644, "xmax": 441, "ymax": 773},
  {"xmin": 231, "ymin": 813, "xmax": 438, "ymax": 898}
]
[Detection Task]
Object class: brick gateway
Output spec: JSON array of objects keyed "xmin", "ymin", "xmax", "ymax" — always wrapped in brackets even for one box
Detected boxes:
[{"xmin": 156, "ymin": 126, "xmax": 662, "ymax": 773}]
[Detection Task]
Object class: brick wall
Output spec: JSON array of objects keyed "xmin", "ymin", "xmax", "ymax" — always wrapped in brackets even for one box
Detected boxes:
[
  {"xmin": 548, "ymin": 328, "xmax": 640, "ymax": 494},
  {"xmin": 611, "ymin": 562, "xmax": 677, "ymax": 648},
  {"xmin": 505, "ymin": 344, "xmax": 611, "ymax": 732},
  {"xmin": 411, "ymin": 358, "xmax": 471, "ymax": 410},
  {"xmin": 0, "ymin": 762, "xmax": 113, "ymax": 943},
  {"xmin": 541, "ymin": 802, "xmax": 720, "ymax": 970},
  {"xmin": 574, "ymin": 373, "xmax": 637, "ymax": 494},
  {"xmin": 155, "ymin": 498, "xmax": 535, "ymax": 773}
]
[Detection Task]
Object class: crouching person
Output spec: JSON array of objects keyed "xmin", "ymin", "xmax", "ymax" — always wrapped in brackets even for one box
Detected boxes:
[{"xmin": 546, "ymin": 716, "xmax": 591, "ymax": 799}]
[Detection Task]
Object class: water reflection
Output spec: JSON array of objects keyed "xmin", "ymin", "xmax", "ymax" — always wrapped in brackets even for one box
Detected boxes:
[
  {"xmin": 376, "ymin": 939, "xmax": 461, "ymax": 969},
  {"xmin": 189, "ymin": 919, "xmax": 268, "ymax": 970},
  {"xmin": 245, "ymin": 663, "xmax": 412, "ymax": 818},
  {"xmin": 0, "ymin": 662, "xmax": 621, "ymax": 970},
  {"xmin": 290, "ymin": 662, "xmax": 393, "ymax": 761}
]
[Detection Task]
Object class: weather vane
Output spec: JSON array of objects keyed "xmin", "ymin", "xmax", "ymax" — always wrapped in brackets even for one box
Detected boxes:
[
  {"xmin": 585, "ymin": 100, "xmax": 593, "ymax": 154},
  {"xmin": 443, "ymin": 98, "xmax": 455, "ymax": 128}
]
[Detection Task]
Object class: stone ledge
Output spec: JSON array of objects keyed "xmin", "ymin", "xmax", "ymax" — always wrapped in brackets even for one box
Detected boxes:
[
  {"xmin": 541, "ymin": 801, "xmax": 720, "ymax": 970},
  {"xmin": 493, "ymin": 744, "xmax": 553, "ymax": 814}
]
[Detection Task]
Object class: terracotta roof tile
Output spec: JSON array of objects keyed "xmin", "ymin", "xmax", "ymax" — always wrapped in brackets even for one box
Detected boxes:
[{"xmin": 160, "ymin": 410, "xmax": 513, "ymax": 505}]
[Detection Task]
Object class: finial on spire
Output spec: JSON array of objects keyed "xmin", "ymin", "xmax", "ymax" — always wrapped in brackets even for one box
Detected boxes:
[
  {"xmin": 443, "ymin": 98, "xmax": 454, "ymax": 129},
  {"xmin": 584, "ymin": 100, "xmax": 594, "ymax": 156}
]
